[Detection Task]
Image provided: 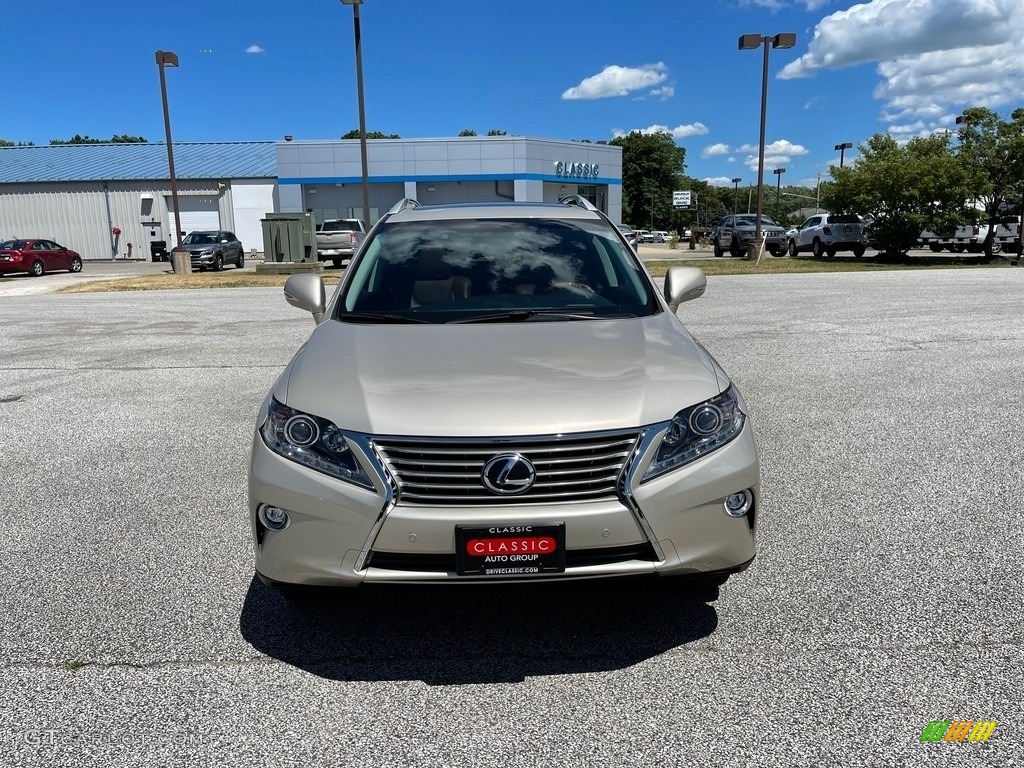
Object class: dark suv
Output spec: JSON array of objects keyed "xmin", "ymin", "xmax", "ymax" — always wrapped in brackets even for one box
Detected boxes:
[
  {"xmin": 713, "ymin": 214, "xmax": 787, "ymax": 257},
  {"xmin": 181, "ymin": 231, "xmax": 245, "ymax": 271}
]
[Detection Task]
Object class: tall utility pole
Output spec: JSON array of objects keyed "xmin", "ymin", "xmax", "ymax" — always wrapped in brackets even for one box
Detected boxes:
[
  {"xmin": 739, "ymin": 33, "xmax": 797, "ymax": 255},
  {"xmin": 341, "ymin": 0, "xmax": 371, "ymax": 228}
]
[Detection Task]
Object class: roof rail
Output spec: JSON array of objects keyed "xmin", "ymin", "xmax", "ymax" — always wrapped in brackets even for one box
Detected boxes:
[
  {"xmin": 558, "ymin": 194, "xmax": 599, "ymax": 212},
  {"xmin": 387, "ymin": 198, "xmax": 421, "ymax": 215}
]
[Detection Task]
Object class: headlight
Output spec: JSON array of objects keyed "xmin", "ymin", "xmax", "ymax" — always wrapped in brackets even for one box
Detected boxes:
[
  {"xmin": 642, "ymin": 386, "xmax": 746, "ymax": 481},
  {"xmin": 260, "ymin": 399, "xmax": 374, "ymax": 489}
]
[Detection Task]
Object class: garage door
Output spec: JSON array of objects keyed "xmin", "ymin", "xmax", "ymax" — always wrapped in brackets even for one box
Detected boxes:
[{"xmin": 168, "ymin": 196, "xmax": 220, "ymax": 239}]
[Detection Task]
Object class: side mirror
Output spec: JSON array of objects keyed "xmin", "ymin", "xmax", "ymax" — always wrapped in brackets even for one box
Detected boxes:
[
  {"xmin": 284, "ymin": 273, "xmax": 327, "ymax": 324},
  {"xmin": 220, "ymin": 239, "xmax": 229, "ymax": 244},
  {"xmin": 664, "ymin": 266, "xmax": 707, "ymax": 313}
]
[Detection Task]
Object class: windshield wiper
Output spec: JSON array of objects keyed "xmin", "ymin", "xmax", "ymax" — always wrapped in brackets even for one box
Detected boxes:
[
  {"xmin": 451, "ymin": 310, "xmax": 613, "ymax": 324},
  {"xmin": 337, "ymin": 312, "xmax": 431, "ymax": 324}
]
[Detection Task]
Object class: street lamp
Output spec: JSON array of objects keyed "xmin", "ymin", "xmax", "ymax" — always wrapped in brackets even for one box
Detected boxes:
[
  {"xmin": 341, "ymin": 0, "xmax": 371, "ymax": 229},
  {"xmin": 155, "ymin": 50, "xmax": 183, "ymax": 258},
  {"xmin": 773, "ymin": 167, "xmax": 786, "ymax": 221},
  {"xmin": 834, "ymin": 142, "xmax": 853, "ymax": 168},
  {"xmin": 739, "ymin": 32, "xmax": 797, "ymax": 256},
  {"xmin": 731, "ymin": 177, "xmax": 742, "ymax": 216}
]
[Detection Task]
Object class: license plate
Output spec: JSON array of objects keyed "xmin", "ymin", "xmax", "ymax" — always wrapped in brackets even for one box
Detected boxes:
[{"xmin": 455, "ymin": 524, "xmax": 565, "ymax": 577}]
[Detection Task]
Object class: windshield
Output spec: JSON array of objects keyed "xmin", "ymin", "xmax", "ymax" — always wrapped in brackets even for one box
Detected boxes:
[
  {"xmin": 182, "ymin": 232, "xmax": 218, "ymax": 245},
  {"xmin": 337, "ymin": 217, "xmax": 657, "ymax": 323},
  {"xmin": 734, "ymin": 215, "xmax": 779, "ymax": 226}
]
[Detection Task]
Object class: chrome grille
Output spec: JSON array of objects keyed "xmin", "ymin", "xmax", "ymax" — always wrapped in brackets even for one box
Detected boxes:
[{"xmin": 374, "ymin": 431, "xmax": 640, "ymax": 505}]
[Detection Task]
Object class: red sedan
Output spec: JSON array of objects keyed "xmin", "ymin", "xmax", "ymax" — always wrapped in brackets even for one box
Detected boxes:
[{"xmin": 0, "ymin": 239, "xmax": 84, "ymax": 276}]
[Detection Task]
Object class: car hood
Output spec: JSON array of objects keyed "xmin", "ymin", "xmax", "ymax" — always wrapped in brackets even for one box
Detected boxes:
[{"xmin": 277, "ymin": 313, "xmax": 725, "ymax": 437}]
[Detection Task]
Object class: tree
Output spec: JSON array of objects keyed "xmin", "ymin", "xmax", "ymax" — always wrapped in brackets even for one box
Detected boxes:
[
  {"xmin": 486, "ymin": 129, "xmax": 507, "ymax": 136},
  {"xmin": 822, "ymin": 132, "xmax": 969, "ymax": 256},
  {"xmin": 458, "ymin": 129, "xmax": 477, "ymax": 137},
  {"xmin": 954, "ymin": 107, "xmax": 1024, "ymax": 257},
  {"xmin": 609, "ymin": 131, "xmax": 686, "ymax": 228},
  {"xmin": 49, "ymin": 134, "xmax": 146, "ymax": 144},
  {"xmin": 0, "ymin": 139, "xmax": 35, "ymax": 146},
  {"xmin": 340, "ymin": 129, "xmax": 400, "ymax": 139}
]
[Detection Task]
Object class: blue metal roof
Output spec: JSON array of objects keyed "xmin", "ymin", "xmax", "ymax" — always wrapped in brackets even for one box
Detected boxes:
[{"xmin": 0, "ymin": 141, "xmax": 277, "ymax": 183}]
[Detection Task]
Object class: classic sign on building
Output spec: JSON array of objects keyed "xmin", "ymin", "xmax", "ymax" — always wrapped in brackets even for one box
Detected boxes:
[{"xmin": 554, "ymin": 161, "xmax": 600, "ymax": 179}]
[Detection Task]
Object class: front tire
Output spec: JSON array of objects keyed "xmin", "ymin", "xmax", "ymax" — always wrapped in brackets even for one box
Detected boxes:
[
  {"xmin": 713, "ymin": 240, "xmax": 724, "ymax": 258},
  {"xmin": 237, "ymin": 252, "xmax": 245, "ymax": 269},
  {"xmin": 69, "ymin": 256, "xmax": 83, "ymax": 272},
  {"xmin": 29, "ymin": 260, "xmax": 44, "ymax": 277},
  {"xmin": 214, "ymin": 254, "xmax": 224, "ymax": 271},
  {"xmin": 788, "ymin": 240, "xmax": 798, "ymax": 258},
  {"xmin": 729, "ymin": 237, "xmax": 743, "ymax": 258}
]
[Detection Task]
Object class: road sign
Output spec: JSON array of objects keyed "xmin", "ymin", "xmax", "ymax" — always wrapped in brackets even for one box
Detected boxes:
[{"xmin": 672, "ymin": 190, "xmax": 691, "ymax": 209}]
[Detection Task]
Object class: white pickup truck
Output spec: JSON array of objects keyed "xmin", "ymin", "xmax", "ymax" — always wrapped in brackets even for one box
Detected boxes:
[
  {"xmin": 316, "ymin": 218, "xmax": 366, "ymax": 267},
  {"xmin": 952, "ymin": 222, "xmax": 1016, "ymax": 254}
]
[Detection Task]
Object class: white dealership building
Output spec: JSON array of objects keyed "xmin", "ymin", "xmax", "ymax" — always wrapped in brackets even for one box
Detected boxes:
[
  {"xmin": 0, "ymin": 136, "xmax": 622, "ymax": 260},
  {"xmin": 276, "ymin": 135, "xmax": 622, "ymax": 226}
]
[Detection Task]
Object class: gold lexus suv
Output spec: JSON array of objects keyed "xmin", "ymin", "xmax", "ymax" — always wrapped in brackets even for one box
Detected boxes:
[{"xmin": 248, "ymin": 196, "xmax": 759, "ymax": 597}]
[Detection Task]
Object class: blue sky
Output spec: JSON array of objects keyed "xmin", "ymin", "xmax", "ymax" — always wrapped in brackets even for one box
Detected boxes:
[{"xmin": 6, "ymin": 0, "xmax": 1024, "ymax": 188}]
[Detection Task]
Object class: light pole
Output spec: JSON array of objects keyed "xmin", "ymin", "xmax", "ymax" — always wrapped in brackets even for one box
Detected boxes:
[
  {"xmin": 731, "ymin": 177, "xmax": 742, "ymax": 216},
  {"xmin": 341, "ymin": 0, "xmax": 371, "ymax": 229},
  {"xmin": 834, "ymin": 142, "xmax": 852, "ymax": 168},
  {"xmin": 739, "ymin": 32, "xmax": 796, "ymax": 256},
  {"xmin": 155, "ymin": 50, "xmax": 183, "ymax": 257},
  {"xmin": 773, "ymin": 167, "xmax": 786, "ymax": 221}
]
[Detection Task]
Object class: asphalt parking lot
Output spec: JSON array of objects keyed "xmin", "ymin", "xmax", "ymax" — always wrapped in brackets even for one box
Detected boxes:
[{"xmin": 0, "ymin": 269, "xmax": 1021, "ymax": 766}]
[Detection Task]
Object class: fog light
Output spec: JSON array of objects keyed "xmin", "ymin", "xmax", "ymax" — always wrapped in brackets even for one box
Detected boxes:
[
  {"xmin": 259, "ymin": 505, "xmax": 291, "ymax": 531},
  {"xmin": 723, "ymin": 490, "xmax": 753, "ymax": 517}
]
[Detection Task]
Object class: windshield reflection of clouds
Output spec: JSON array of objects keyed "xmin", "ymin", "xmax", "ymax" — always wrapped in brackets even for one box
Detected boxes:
[{"xmin": 342, "ymin": 218, "xmax": 653, "ymax": 317}]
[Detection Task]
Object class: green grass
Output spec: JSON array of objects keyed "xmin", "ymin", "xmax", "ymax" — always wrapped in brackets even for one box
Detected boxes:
[{"xmin": 643, "ymin": 254, "xmax": 1015, "ymax": 277}]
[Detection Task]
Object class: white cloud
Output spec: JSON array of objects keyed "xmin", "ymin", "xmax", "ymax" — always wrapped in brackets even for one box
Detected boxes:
[
  {"xmin": 612, "ymin": 123, "xmax": 708, "ymax": 140},
  {"xmin": 671, "ymin": 123, "xmax": 708, "ymax": 139},
  {"xmin": 701, "ymin": 143, "xmax": 731, "ymax": 159},
  {"xmin": 649, "ymin": 86, "xmax": 675, "ymax": 101},
  {"xmin": 736, "ymin": 139, "xmax": 809, "ymax": 172},
  {"xmin": 562, "ymin": 63, "xmax": 668, "ymax": 100},
  {"xmin": 246, "ymin": 44, "xmax": 265, "ymax": 54},
  {"xmin": 778, "ymin": 0, "xmax": 1024, "ymax": 125}
]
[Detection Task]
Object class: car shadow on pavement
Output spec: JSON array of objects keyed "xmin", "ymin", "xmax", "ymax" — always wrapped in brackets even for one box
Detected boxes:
[{"xmin": 239, "ymin": 575, "xmax": 719, "ymax": 685}]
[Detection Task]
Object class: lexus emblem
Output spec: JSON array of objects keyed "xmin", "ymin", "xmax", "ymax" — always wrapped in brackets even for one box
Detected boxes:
[{"xmin": 481, "ymin": 454, "xmax": 537, "ymax": 495}]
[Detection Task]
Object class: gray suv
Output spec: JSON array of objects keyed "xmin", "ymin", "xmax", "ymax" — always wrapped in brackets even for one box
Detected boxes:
[
  {"xmin": 180, "ymin": 231, "xmax": 245, "ymax": 271},
  {"xmin": 249, "ymin": 196, "xmax": 760, "ymax": 598}
]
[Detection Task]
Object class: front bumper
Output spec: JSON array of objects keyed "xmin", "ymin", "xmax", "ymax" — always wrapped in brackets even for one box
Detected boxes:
[
  {"xmin": 734, "ymin": 232, "xmax": 785, "ymax": 248},
  {"xmin": 188, "ymin": 252, "xmax": 217, "ymax": 267},
  {"xmin": 248, "ymin": 421, "xmax": 760, "ymax": 587}
]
